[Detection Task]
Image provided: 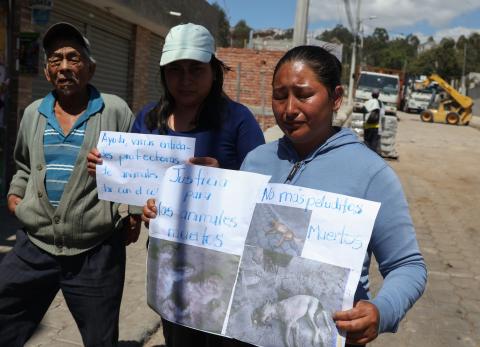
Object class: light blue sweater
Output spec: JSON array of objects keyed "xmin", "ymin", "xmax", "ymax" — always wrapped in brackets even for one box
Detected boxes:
[{"xmin": 241, "ymin": 127, "xmax": 427, "ymax": 334}]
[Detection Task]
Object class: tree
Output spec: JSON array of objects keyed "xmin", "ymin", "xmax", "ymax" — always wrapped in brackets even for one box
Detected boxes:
[
  {"xmin": 317, "ymin": 24, "xmax": 354, "ymax": 63},
  {"xmin": 211, "ymin": 2, "xmax": 230, "ymax": 47},
  {"xmin": 406, "ymin": 34, "xmax": 420, "ymax": 50},
  {"xmin": 372, "ymin": 27, "xmax": 389, "ymax": 43},
  {"xmin": 231, "ymin": 20, "xmax": 251, "ymax": 48},
  {"xmin": 317, "ymin": 24, "xmax": 355, "ymax": 82},
  {"xmin": 317, "ymin": 24, "xmax": 354, "ymax": 46}
]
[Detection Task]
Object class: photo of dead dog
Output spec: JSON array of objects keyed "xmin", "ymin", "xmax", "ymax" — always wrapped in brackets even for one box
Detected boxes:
[
  {"xmin": 226, "ymin": 246, "xmax": 349, "ymax": 347},
  {"xmin": 147, "ymin": 239, "xmax": 240, "ymax": 333},
  {"xmin": 246, "ymin": 203, "xmax": 311, "ymax": 257}
]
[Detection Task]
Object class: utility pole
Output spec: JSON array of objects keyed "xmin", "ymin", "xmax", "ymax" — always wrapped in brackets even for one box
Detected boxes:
[
  {"xmin": 293, "ymin": 0, "xmax": 309, "ymax": 46},
  {"xmin": 461, "ymin": 43, "xmax": 467, "ymax": 94},
  {"xmin": 346, "ymin": 0, "xmax": 361, "ymax": 106}
]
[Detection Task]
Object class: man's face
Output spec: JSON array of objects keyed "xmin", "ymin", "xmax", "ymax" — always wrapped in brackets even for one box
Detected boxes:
[{"xmin": 44, "ymin": 39, "xmax": 95, "ymax": 96}]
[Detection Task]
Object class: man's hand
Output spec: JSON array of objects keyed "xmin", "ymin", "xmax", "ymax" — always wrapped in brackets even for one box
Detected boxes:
[
  {"xmin": 87, "ymin": 148, "xmax": 102, "ymax": 177},
  {"xmin": 333, "ymin": 300, "xmax": 380, "ymax": 345},
  {"xmin": 123, "ymin": 214, "xmax": 141, "ymax": 246},
  {"xmin": 141, "ymin": 198, "xmax": 157, "ymax": 229},
  {"xmin": 7, "ymin": 194, "xmax": 22, "ymax": 214}
]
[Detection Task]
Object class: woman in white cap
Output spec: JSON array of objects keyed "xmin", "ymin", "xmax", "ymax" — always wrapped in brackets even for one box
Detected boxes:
[
  {"xmin": 134, "ymin": 23, "xmax": 264, "ymax": 169},
  {"xmin": 88, "ymin": 23, "xmax": 263, "ymax": 170},
  {"xmin": 89, "ymin": 23, "xmax": 264, "ymax": 346},
  {"xmin": 139, "ymin": 23, "xmax": 264, "ymax": 347}
]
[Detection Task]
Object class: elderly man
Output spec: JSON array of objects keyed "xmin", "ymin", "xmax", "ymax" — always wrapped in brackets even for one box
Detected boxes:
[{"xmin": 0, "ymin": 22, "xmax": 139, "ymax": 346}]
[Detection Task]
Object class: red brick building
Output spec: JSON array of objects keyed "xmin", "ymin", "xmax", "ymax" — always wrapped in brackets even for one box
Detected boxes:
[{"xmin": 217, "ymin": 48, "xmax": 285, "ymax": 131}]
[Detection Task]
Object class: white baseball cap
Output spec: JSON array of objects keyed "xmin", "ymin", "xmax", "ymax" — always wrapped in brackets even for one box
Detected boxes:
[{"xmin": 160, "ymin": 23, "xmax": 215, "ymax": 66}]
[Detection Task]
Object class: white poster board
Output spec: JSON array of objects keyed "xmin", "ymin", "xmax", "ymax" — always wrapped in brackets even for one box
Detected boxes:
[
  {"xmin": 148, "ymin": 175, "xmax": 380, "ymax": 347},
  {"xmin": 95, "ymin": 131, "xmax": 195, "ymax": 206}
]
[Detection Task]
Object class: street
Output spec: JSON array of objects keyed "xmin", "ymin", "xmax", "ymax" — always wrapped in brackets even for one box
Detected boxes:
[{"xmin": 369, "ymin": 111, "xmax": 480, "ymax": 346}]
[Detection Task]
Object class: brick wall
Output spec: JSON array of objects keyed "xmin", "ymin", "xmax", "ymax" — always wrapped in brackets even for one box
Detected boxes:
[
  {"xmin": 216, "ymin": 48, "xmax": 285, "ymax": 131},
  {"xmin": 254, "ymin": 114, "xmax": 277, "ymax": 131}
]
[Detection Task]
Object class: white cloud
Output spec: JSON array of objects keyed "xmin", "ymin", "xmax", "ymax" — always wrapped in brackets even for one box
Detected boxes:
[
  {"xmin": 308, "ymin": 0, "xmax": 480, "ymax": 32},
  {"xmin": 413, "ymin": 32, "xmax": 429, "ymax": 43},
  {"xmin": 433, "ymin": 26, "xmax": 480, "ymax": 42}
]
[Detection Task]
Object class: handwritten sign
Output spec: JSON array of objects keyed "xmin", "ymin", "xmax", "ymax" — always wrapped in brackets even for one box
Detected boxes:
[
  {"xmin": 259, "ymin": 183, "xmax": 379, "ymax": 272},
  {"xmin": 96, "ymin": 131, "xmax": 195, "ymax": 206},
  {"xmin": 149, "ymin": 164, "xmax": 271, "ymax": 255},
  {"xmin": 147, "ymin": 177, "xmax": 380, "ymax": 347}
]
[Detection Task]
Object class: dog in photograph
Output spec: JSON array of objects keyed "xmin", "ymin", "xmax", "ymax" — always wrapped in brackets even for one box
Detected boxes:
[
  {"xmin": 163, "ymin": 274, "xmax": 226, "ymax": 328},
  {"xmin": 251, "ymin": 294, "xmax": 332, "ymax": 347},
  {"xmin": 265, "ymin": 220, "xmax": 302, "ymax": 249}
]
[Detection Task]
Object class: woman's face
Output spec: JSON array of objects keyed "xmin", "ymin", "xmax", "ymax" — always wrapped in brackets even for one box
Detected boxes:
[
  {"xmin": 272, "ymin": 60, "xmax": 342, "ymax": 157},
  {"xmin": 164, "ymin": 59, "xmax": 214, "ymax": 108}
]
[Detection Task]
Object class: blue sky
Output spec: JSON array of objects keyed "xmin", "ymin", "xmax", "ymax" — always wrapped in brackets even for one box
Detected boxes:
[{"xmin": 208, "ymin": 0, "xmax": 480, "ymax": 42}]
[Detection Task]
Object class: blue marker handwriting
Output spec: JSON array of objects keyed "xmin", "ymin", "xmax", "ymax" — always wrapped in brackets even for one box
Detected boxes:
[
  {"xmin": 183, "ymin": 190, "xmax": 211, "ymax": 202},
  {"xmin": 119, "ymin": 149, "xmax": 179, "ymax": 166},
  {"xmin": 167, "ymin": 226, "xmax": 224, "ymax": 248},
  {"xmin": 261, "ymin": 187, "xmax": 363, "ymax": 215},
  {"xmin": 101, "ymin": 183, "xmax": 158, "ymax": 197},
  {"xmin": 100, "ymin": 132, "xmax": 126, "ymax": 146},
  {"xmin": 307, "ymin": 224, "xmax": 363, "ymax": 250},
  {"xmin": 169, "ymin": 167, "xmax": 228, "ymax": 188},
  {"xmin": 180, "ymin": 209, "xmax": 238, "ymax": 228}
]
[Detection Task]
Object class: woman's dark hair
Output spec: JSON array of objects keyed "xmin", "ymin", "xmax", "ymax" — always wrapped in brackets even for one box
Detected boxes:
[
  {"xmin": 273, "ymin": 45, "xmax": 343, "ymax": 99},
  {"xmin": 145, "ymin": 55, "xmax": 231, "ymax": 133}
]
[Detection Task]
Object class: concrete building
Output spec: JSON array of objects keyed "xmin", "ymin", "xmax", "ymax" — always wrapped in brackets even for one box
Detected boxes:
[{"xmin": 1, "ymin": 0, "xmax": 221, "ymax": 198}]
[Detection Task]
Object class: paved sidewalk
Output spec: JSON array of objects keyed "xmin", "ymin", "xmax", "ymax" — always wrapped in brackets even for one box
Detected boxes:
[
  {"xmin": 27, "ymin": 226, "xmax": 161, "ymax": 347},
  {"xmin": 469, "ymin": 114, "xmax": 480, "ymax": 131},
  {"xmin": 0, "ymin": 208, "xmax": 162, "ymax": 347}
]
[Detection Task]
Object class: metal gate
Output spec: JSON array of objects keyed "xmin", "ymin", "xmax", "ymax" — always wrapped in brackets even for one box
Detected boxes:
[{"xmin": 147, "ymin": 33, "xmax": 164, "ymax": 104}]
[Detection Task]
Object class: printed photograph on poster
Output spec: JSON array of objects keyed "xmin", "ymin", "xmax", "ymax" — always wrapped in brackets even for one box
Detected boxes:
[
  {"xmin": 246, "ymin": 203, "xmax": 311, "ymax": 257},
  {"xmin": 226, "ymin": 245, "xmax": 348, "ymax": 347},
  {"xmin": 147, "ymin": 238, "xmax": 240, "ymax": 333}
]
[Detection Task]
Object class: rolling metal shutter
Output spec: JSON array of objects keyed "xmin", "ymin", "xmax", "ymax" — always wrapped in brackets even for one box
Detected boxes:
[
  {"xmin": 31, "ymin": 0, "xmax": 133, "ymax": 103},
  {"xmin": 147, "ymin": 33, "xmax": 164, "ymax": 103}
]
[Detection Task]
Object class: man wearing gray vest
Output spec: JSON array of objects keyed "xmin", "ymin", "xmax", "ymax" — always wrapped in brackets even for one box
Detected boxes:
[{"xmin": 0, "ymin": 22, "xmax": 140, "ymax": 346}]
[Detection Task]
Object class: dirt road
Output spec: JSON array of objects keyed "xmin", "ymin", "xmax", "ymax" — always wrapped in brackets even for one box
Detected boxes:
[{"xmin": 370, "ymin": 112, "xmax": 480, "ymax": 346}]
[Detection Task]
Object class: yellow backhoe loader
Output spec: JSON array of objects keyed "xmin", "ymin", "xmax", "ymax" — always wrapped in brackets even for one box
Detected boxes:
[{"xmin": 419, "ymin": 74, "xmax": 473, "ymax": 125}]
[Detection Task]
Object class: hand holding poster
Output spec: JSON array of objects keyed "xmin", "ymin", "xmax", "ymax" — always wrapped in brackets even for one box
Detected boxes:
[
  {"xmin": 147, "ymin": 172, "xmax": 380, "ymax": 346},
  {"xmin": 95, "ymin": 131, "xmax": 195, "ymax": 206}
]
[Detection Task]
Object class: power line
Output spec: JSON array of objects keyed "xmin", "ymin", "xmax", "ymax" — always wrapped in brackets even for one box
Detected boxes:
[{"xmin": 343, "ymin": 0, "xmax": 354, "ymax": 33}]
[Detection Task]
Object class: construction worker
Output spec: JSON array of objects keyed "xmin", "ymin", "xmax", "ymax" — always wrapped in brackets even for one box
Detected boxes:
[{"xmin": 362, "ymin": 88, "xmax": 384, "ymax": 153}]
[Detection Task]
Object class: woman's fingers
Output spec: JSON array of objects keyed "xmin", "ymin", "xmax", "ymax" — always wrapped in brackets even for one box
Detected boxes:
[
  {"xmin": 333, "ymin": 301, "xmax": 379, "ymax": 345},
  {"xmin": 142, "ymin": 199, "xmax": 157, "ymax": 228},
  {"xmin": 188, "ymin": 156, "xmax": 220, "ymax": 168}
]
